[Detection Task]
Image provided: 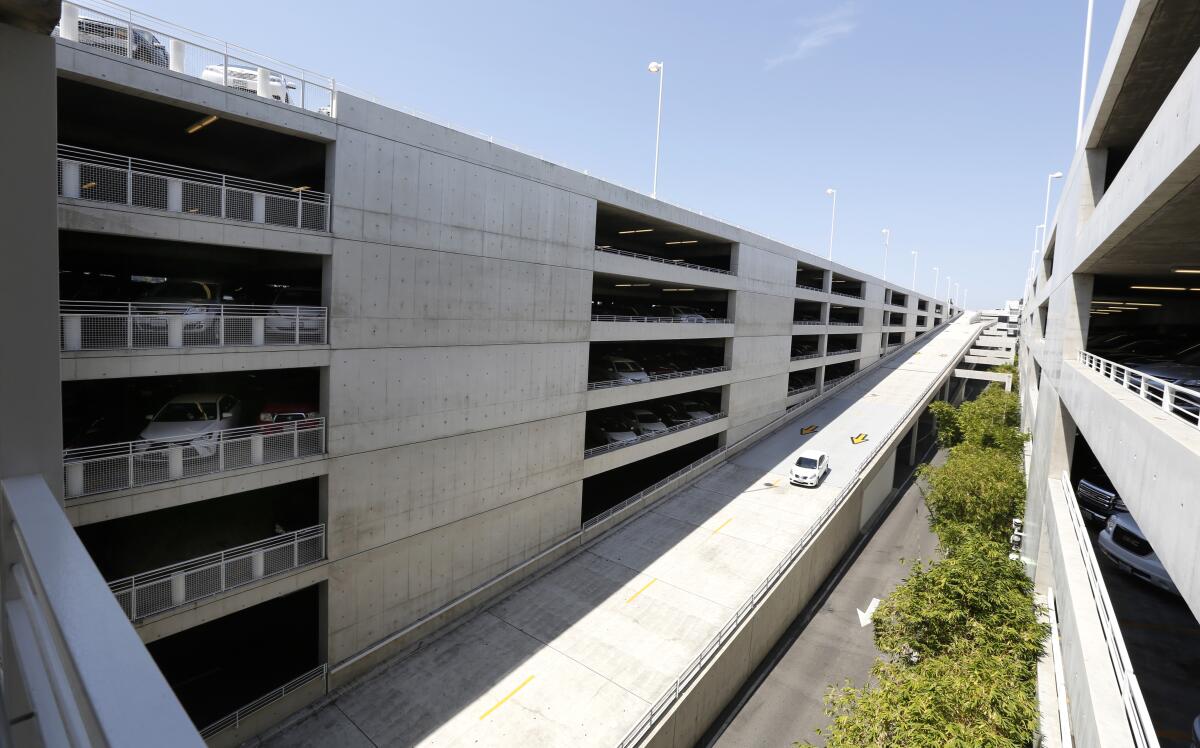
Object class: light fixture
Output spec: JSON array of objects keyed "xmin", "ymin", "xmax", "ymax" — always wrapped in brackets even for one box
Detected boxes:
[
  {"xmin": 1108, "ymin": 306, "xmax": 1140, "ymax": 310},
  {"xmin": 665, "ymin": 240, "xmax": 698, "ymax": 245},
  {"xmin": 81, "ymin": 181, "xmax": 96, "ymax": 190},
  {"xmin": 618, "ymin": 228, "xmax": 654, "ymax": 234},
  {"xmin": 290, "ymin": 185, "xmax": 311, "ymax": 193},
  {"xmin": 1171, "ymin": 267, "xmax": 1200, "ymax": 274},
  {"xmin": 663, "ymin": 288, "xmax": 694, "ymax": 292},
  {"xmin": 614, "ymin": 283, "xmax": 632, "ymax": 287},
  {"xmin": 596, "ymin": 245, "xmax": 612, "ymax": 249},
  {"xmin": 186, "ymin": 114, "xmax": 219, "ymax": 134},
  {"xmin": 1090, "ymin": 311, "xmax": 1110, "ymax": 315},
  {"xmin": 1130, "ymin": 285, "xmax": 1185, "ymax": 291},
  {"xmin": 632, "ymin": 283, "xmax": 651, "ymax": 287},
  {"xmin": 1125, "ymin": 302, "xmax": 1162, "ymax": 307}
]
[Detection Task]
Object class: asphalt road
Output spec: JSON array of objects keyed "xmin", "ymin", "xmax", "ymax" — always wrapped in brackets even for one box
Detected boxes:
[{"xmin": 707, "ymin": 448, "xmax": 945, "ymax": 748}]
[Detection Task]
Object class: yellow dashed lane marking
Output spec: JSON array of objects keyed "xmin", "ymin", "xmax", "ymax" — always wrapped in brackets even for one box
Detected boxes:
[
  {"xmin": 480, "ymin": 674, "xmax": 535, "ymax": 720},
  {"xmin": 626, "ymin": 578, "xmax": 657, "ymax": 604},
  {"xmin": 711, "ymin": 517, "xmax": 735, "ymax": 535}
]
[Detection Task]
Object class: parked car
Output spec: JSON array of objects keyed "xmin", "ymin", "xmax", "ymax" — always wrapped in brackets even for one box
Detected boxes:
[
  {"xmin": 1098, "ymin": 512, "xmax": 1179, "ymax": 596},
  {"xmin": 1074, "ymin": 473, "xmax": 1126, "ymax": 522},
  {"xmin": 627, "ymin": 408, "xmax": 668, "ymax": 436},
  {"xmin": 258, "ymin": 402, "xmax": 319, "ymax": 431},
  {"xmin": 593, "ymin": 415, "xmax": 638, "ymax": 444},
  {"xmin": 651, "ymin": 403, "xmax": 691, "ymax": 427},
  {"xmin": 201, "ymin": 64, "xmax": 297, "ymax": 103},
  {"xmin": 132, "ymin": 279, "xmax": 247, "ymax": 338},
  {"xmin": 137, "ymin": 393, "xmax": 243, "ymax": 457},
  {"xmin": 791, "ymin": 450, "xmax": 830, "ymax": 487},
  {"xmin": 669, "ymin": 305, "xmax": 708, "ymax": 322},
  {"xmin": 264, "ymin": 286, "xmax": 325, "ymax": 338},
  {"xmin": 1096, "ymin": 338, "xmax": 1172, "ymax": 363},
  {"xmin": 673, "ymin": 399, "xmax": 713, "ymax": 420},
  {"xmin": 1191, "ymin": 713, "xmax": 1199, "ymax": 748},
  {"xmin": 589, "ymin": 356, "xmax": 649, "ymax": 384},
  {"xmin": 75, "ymin": 18, "xmax": 168, "ymax": 67}
]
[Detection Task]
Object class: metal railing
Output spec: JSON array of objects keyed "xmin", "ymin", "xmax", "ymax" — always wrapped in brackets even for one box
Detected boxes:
[
  {"xmin": 63, "ymin": 418, "xmax": 326, "ymax": 499},
  {"xmin": 828, "ymin": 320, "xmax": 862, "ymax": 327},
  {"xmin": 790, "ymin": 352, "xmax": 821, "ymax": 361},
  {"xmin": 0, "ymin": 476, "xmax": 204, "ymax": 747},
  {"xmin": 792, "ymin": 319, "xmax": 823, "ymax": 326},
  {"xmin": 594, "ymin": 246, "xmax": 734, "ymax": 276},
  {"xmin": 56, "ymin": 1, "xmax": 334, "ymax": 116},
  {"xmin": 1059, "ymin": 472, "xmax": 1159, "ymax": 748},
  {"xmin": 583, "ymin": 413, "xmax": 725, "ymax": 458},
  {"xmin": 591, "ymin": 314, "xmax": 731, "ymax": 324},
  {"xmin": 60, "ymin": 300, "xmax": 328, "ymax": 351},
  {"xmin": 57, "ymin": 144, "xmax": 330, "ymax": 232},
  {"xmin": 786, "ymin": 385, "xmax": 817, "ymax": 398},
  {"xmin": 1078, "ymin": 351, "xmax": 1200, "ymax": 429},
  {"xmin": 614, "ymin": 316, "xmax": 983, "ymax": 747},
  {"xmin": 822, "ymin": 373, "xmax": 855, "ymax": 389},
  {"xmin": 586, "ymin": 365, "xmax": 729, "ymax": 391},
  {"xmin": 830, "ymin": 289, "xmax": 864, "ymax": 299},
  {"xmin": 794, "ymin": 283, "xmax": 824, "ymax": 293},
  {"xmin": 826, "ymin": 347, "xmax": 861, "ymax": 357},
  {"xmin": 199, "ymin": 663, "xmax": 327, "ymax": 739},
  {"xmin": 109, "ymin": 525, "xmax": 325, "ymax": 621}
]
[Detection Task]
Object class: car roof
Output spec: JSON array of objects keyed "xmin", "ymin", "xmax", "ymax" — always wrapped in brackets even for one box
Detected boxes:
[
  {"xmin": 164, "ymin": 392, "xmax": 234, "ymax": 403},
  {"xmin": 798, "ymin": 449, "xmax": 827, "ymax": 460}
]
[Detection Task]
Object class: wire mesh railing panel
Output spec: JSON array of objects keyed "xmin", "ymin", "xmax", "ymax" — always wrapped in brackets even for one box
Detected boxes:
[
  {"xmin": 1079, "ymin": 351, "xmax": 1200, "ymax": 430},
  {"xmin": 61, "ymin": 302, "xmax": 327, "ymax": 351}
]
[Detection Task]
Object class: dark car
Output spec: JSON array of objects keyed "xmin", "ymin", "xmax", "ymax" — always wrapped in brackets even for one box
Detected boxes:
[{"xmin": 75, "ymin": 18, "xmax": 169, "ymax": 67}]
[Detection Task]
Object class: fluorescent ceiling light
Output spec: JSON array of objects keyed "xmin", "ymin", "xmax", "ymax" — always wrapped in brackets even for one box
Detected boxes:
[
  {"xmin": 186, "ymin": 114, "xmax": 219, "ymax": 134},
  {"xmin": 1130, "ymin": 285, "xmax": 1185, "ymax": 291},
  {"xmin": 1108, "ymin": 306, "xmax": 1140, "ymax": 310},
  {"xmin": 614, "ymin": 284, "xmax": 632, "ymax": 287},
  {"xmin": 1124, "ymin": 302, "xmax": 1161, "ymax": 307},
  {"xmin": 290, "ymin": 185, "xmax": 311, "ymax": 193},
  {"xmin": 617, "ymin": 228, "xmax": 654, "ymax": 234},
  {"xmin": 665, "ymin": 240, "xmax": 699, "ymax": 245},
  {"xmin": 1171, "ymin": 268, "xmax": 1200, "ymax": 274},
  {"xmin": 663, "ymin": 288, "xmax": 695, "ymax": 292}
]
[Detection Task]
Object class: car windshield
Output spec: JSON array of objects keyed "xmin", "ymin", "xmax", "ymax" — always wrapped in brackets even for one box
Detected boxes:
[
  {"xmin": 796, "ymin": 457, "xmax": 819, "ymax": 469},
  {"xmin": 146, "ymin": 281, "xmax": 214, "ymax": 300},
  {"xmin": 614, "ymin": 362, "xmax": 642, "ymax": 373},
  {"xmin": 156, "ymin": 401, "xmax": 218, "ymax": 422}
]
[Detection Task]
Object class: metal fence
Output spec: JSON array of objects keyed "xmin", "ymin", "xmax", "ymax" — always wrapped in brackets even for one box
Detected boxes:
[
  {"xmin": 60, "ymin": 300, "xmax": 327, "ymax": 351},
  {"xmin": 789, "ymin": 352, "xmax": 822, "ymax": 361},
  {"xmin": 586, "ymin": 365, "xmax": 729, "ymax": 391},
  {"xmin": 614, "ymin": 315, "xmax": 982, "ymax": 747},
  {"xmin": 583, "ymin": 413, "xmax": 725, "ymax": 459},
  {"xmin": 110, "ymin": 525, "xmax": 325, "ymax": 621},
  {"xmin": 1078, "ymin": 351, "xmax": 1200, "ymax": 429},
  {"xmin": 828, "ymin": 320, "xmax": 862, "ymax": 327},
  {"xmin": 58, "ymin": 144, "xmax": 330, "ymax": 232},
  {"xmin": 1059, "ymin": 472, "xmax": 1159, "ymax": 748},
  {"xmin": 792, "ymin": 320, "xmax": 823, "ymax": 326},
  {"xmin": 594, "ymin": 246, "xmax": 734, "ymax": 276},
  {"xmin": 199, "ymin": 664, "xmax": 327, "ymax": 739},
  {"xmin": 794, "ymin": 283, "xmax": 823, "ymax": 293},
  {"xmin": 826, "ymin": 347, "xmax": 861, "ymax": 357},
  {"xmin": 56, "ymin": 1, "xmax": 334, "ymax": 116},
  {"xmin": 64, "ymin": 418, "xmax": 325, "ymax": 499},
  {"xmin": 786, "ymin": 385, "xmax": 817, "ymax": 398},
  {"xmin": 591, "ymin": 314, "xmax": 731, "ymax": 324},
  {"xmin": 830, "ymin": 289, "xmax": 864, "ymax": 299}
]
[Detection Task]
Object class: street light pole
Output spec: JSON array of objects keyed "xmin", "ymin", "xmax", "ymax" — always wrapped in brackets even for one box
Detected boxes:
[
  {"xmin": 932, "ymin": 266, "xmax": 939, "ymax": 297},
  {"xmin": 1076, "ymin": 0, "xmax": 1095, "ymax": 148},
  {"xmin": 911, "ymin": 250, "xmax": 918, "ymax": 291},
  {"xmin": 1042, "ymin": 171, "xmax": 1063, "ymax": 248},
  {"xmin": 881, "ymin": 228, "xmax": 890, "ymax": 281},
  {"xmin": 648, "ymin": 61, "xmax": 665, "ymax": 198},
  {"xmin": 825, "ymin": 188, "xmax": 838, "ymax": 261},
  {"xmin": 946, "ymin": 275, "xmax": 952, "ymax": 302}
]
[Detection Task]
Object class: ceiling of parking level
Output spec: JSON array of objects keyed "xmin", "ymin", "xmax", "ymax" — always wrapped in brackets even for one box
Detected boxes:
[
  {"xmin": 595, "ymin": 203, "xmax": 732, "ymax": 256},
  {"xmin": 1086, "ymin": 168, "xmax": 1200, "ymax": 275}
]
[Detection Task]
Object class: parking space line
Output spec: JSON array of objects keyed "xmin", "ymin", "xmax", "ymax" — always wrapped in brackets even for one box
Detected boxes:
[
  {"xmin": 626, "ymin": 578, "xmax": 657, "ymax": 604},
  {"xmin": 479, "ymin": 674, "xmax": 535, "ymax": 720},
  {"xmin": 711, "ymin": 517, "xmax": 735, "ymax": 536}
]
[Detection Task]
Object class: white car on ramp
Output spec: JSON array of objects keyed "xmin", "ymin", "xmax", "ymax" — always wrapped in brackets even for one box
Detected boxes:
[{"xmin": 790, "ymin": 450, "xmax": 830, "ymax": 488}]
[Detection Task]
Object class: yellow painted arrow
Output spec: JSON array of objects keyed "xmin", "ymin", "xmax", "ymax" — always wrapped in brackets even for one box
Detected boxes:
[
  {"xmin": 850, "ymin": 433, "xmax": 869, "ymax": 445},
  {"xmin": 801, "ymin": 424, "xmax": 818, "ymax": 435}
]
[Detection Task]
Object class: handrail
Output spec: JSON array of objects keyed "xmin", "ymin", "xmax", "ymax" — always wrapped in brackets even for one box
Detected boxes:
[
  {"xmin": 108, "ymin": 524, "xmax": 326, "ymax": 621},
  {"xmin": 787, "ymin": 385, "xmax": 817, "ymax": 397},
  {"xmin": 1058, "ymin": 473, "xmax": 1159, "ymax": 748},
  {"xmin": 594, "ymin": 246, "xmax": 734, "ymax": 276},
  {"xmin": 586, "ymin": 365, "xmax": 729, "ymax": 391},
  {"xmin": 1077, "ymin": 350, "xmax": 1200, "ymax": 429},
  {"xmin": 57, "ymin": 144, "xmax": 330, "ymax": 231},
  {"xmin": 591, "ymin": 314, "xmax": 731, "ymax": 324},
  {"xmin": 199, "ymin": 663, "xmax": 327, "ymax": 739},
  {"xmin": 1, "ymin": 476, "xmax": 204, "ymax": 746},
  {"xmin": 790, "ymin": 352, "xmax": 821, "ymax": 361},
  {"xmin": 828, "ymin": 320, "xmax": 862, "ymax": 327},
  {"xmin": 795, "ymin": 283, "xmax": 824, "ymax": 292},
  {"xmin": 614, "ymin": 315, "xmax": 980, "ymax": 747},
  {"xmin": 584, "ymin": 413, "xmax": 725, "ymax": 458},
  {"xmin": 792, "ymin": 319, "xmax": 823, "ymax": 326},
  {"xmin": 830, "ymin": 289, "xmax": 864, "ymax": 299}
]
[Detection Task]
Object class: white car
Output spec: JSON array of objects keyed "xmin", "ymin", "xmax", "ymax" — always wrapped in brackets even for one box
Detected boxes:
[
  {"xmin": 629, "ymin": 408, "xmax": 668, "ymax": 435},
  {"xmin": 1098, "ymin": 512, "xmax": 1179, "ymax": 595},
  {"xmin": 790, "ymin": 450, "xmax": 830, "ymax": 487},
  {"xmin": 201, "ymin": 64, "xmax": 296, "ymax": 104},
  {"xmin": 669, "ymin": 305, "xmax": 707, "ymax": 323},
  {"xmin": 595, "ymin": 416, "xmax": 638, "ymax": 444},
  {"xmin": 137, "ymin": 393, "xmax": 242, "ymax": 458}
]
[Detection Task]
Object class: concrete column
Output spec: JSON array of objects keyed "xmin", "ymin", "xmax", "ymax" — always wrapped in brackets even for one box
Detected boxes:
[
  {"xmin": 908, "ymin": 421, "xmax": 919, "ymax": 465},
  {"xmin": 61, "ymin": 160, "xmax": 80, "ymax": 198},
  {"xmin": 170, "ymin": 573, "xmax": 186, "ymax": 606},
  {"xmin": 168, "ymin": 446, "xmax": 184, "ymax": 481},
  {"xmin": 62, "ymin": 314, "xmax": 82, "ymax": 351},
  {"xmin": 252, "ymin": 315, "xmax": 265, "ymax": 346},
  {"xmin": 167, "ymin": 316, "xmax": 184, "ymax": 348},
  {"xmin": 168, "ymin": 39, "xmax": 185, "ymax": 73},
  {"xmin": 256, "ymin": 67, "xmax": 271, "ymax": 98},
  {"xmin": 251, "ymin": 434, "xmax": 264, "ymax": 465},
  {"xmin": 252, "ymin": 548, "xmax": 265, "ymax": 579},
  {"xmin": 167, "ymin": 178, "xmax": 182, "ymax": 212},
  {"xmin": 252, "ymin": 192, "xmax": 266, "ymax": 223},
  {"xmin": 60, "ymin": 3, "xmax": 79, "ymax": 42},
  {"xmin": 65, "ymin": 461, "xmax": 84, "ymax": 498}
]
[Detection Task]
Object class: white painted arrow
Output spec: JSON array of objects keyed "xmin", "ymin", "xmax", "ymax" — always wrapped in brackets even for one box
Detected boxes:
[{"xmin": 856, "ymin": 598, "xmax": 880, "ymax": 627}]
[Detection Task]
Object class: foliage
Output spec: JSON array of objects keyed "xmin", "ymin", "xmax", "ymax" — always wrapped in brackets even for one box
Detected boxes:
[
  {"xmin": 928, "ymin": 400, "xmax": 961, "ymax": 448},
  {"xmin": 954, "ymin": 385, "xmax": 1026, "ymax": 456},
  {"xmin": 993, "ymin": 361, "xmax": 1020, "ymax": 391},
  {"xmin": 798, "ymin": 641, "xmax": 1041, "ymax": 748},
  {"xmin": 919, "ymin": 444, "xmax": 1026, "ymax": 545},
  {"xmin": 871, "ymin": 532, "xmax": 1047, "ymax": 670}
]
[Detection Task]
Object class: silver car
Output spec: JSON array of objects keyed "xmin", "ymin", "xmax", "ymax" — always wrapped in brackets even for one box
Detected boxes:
[{"xmin": 137, "ymin": 393, "xmax": 242, "ymax": 459}]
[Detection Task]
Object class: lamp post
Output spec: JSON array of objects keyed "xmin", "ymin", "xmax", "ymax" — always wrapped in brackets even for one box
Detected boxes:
[
  {"xmin": 1076, "ymin": 0, "xmax": 1095, "ymax": 148},
  {"xmin": 825, "ymin": 188, "xmax": 837, "ymax": 260},
  {"xmin": 648, "ymin": 61, "xmax": 665, "ymax": 198},
  {"xmin": 963, "ymin": 288, "xmax": 968, "ymax": 310},
  {"xmin": 1041, "ymin": 171, "xmax": 1063, "ymax": 248},
  {"xmin": 954, "ymin": 282, "xmax": 960, "ymax": 305},
  {"xmin": 881, "ymin": 228, "xmax": 890, "ymax": 281},
  {"xmin": 946, "ymin": 275, "xmax": 952, "ymax": 302},
  {"xmin": 932, "ymin": 266, "xmax": 939, "ymax": 298},
  {"xmin": 911, "ymin": 250, "xmax": 918, "ymax": 291}
]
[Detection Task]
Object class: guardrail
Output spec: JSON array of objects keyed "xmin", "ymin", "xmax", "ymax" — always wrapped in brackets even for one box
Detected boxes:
[
  {"xmin": 792, "ymin": 320, "xmax": 823, "ymax": 326},
  {"xmin": 0, "ymin": 476, "xmax": 204, "ymax": 747},
  {"xmin": 1059, "ymin": 472, "xmax": 1159, "ymax": 748},
  {"xmin": 63, "ymin": 418, "xmax": 325, "ymax": 499},
  {"xmin": 790, "ymin": 352, "xmax": 821, "ymax": 361},
  {"xmin": 110, "ymin": 525, "xmax": 325, "ymax": 621},
  {"xmin": 826, "ymin": 347, "xmax": 861, "ymax": 357},
  {"xmin": 199, "ymin": 663, "xmax": 327, "ymax": 739},
  {"xmin": 55, "ymin": 0, "xmax": 334, "ymax": 116},
  {"xmin": 786, "ymin": 385, "xmax": 817, "ymax": 398},
  {"xmin": 614, "ymin": 315, "xmax": 983, "ymax": 747},
  {"xmin": 1078, "ymin": 351, "xmax": 1200, "ymax": 429},
  {"xmin": 584, "ymin": 413, "xmax": 725, "ymax": 459},
  {"xmin": 828, "ymin": 320, "xmax": 862, "ymax": 327},
  {"xmin": 830, "ymin": 289, "xmax": 864, "ymax": 299},
  {"xmin": 594, "ymin": 246, "xmax": 734, "ymax": 276},
  {"xmin": 586, "ymin": 366, "xmax": 729, "ymax": 391},
  {"xmin": 591, "ymin": 314, "xmax": 731, "ymax": 324},
  {"xmin": 58, "ymin": 144, "xmax": 330, "ymax": 232},
  {"xmin": 60, "ymin": 300, "xmax": 327, "ymax": 351},
  {"xmin": 794, "ymin": 283, "xmax": 824, "ymax": 293}
]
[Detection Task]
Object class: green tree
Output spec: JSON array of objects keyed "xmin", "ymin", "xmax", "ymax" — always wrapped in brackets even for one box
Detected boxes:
[
  {"xmin": 798, "ymin": 641, "xmax": 1041, "ymax": 748},
  {"xmin": 954, "ymin": 385, "xmax": 1025, "ymax": 456},
  {"xmin": 928, "ymin": 400, "xmax": 961, "ymax": 448},
  {"xmin": 993, "ymin": 361, "xmax": 1020, "ymax": 391},
  {"xmin": 871, "ymin": 533, "xmax": 1047, "ymax": 670},
  {"xmin": 919, "ymin": 444, "xmax": 1026, "ymax": 544}
]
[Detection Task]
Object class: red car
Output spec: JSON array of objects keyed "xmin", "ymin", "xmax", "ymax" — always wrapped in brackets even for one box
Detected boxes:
[{"xmin": 258, "ymin": 403, "xmax": 320, "ymax": 432}]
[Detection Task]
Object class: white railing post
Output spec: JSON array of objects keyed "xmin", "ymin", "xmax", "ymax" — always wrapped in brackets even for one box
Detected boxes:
[
  {"xmin": 65, "ymin": 461, "xmax": 84, "ymax": 498},
  {"xmin": 126, "ymin": 304, "xmax": 134, "ymax": 348},
  {"xmin": 292, "ymin": 424, "xmax": 299, "ymax": 458},
  {"xmin": 1162, "ymin": 384, "xmax": 1174, "ymax": 414},
  {"xmin": 62, "ymin": 313, "xmax": 82, "ymax": 351},
  {"xmin": 296, "ymin": 196, "xmax": 303, "ymax": 228},
  {"xmin": 126, "ymin": 157, "xmax": 133, "ymax": 205},
  {"xmin": 252, "ymin": 315, "xmax": 265, "ymax": 346},
  {"xmin": 124, "ymin": 10, "xmax": 132, "ymax": 58},
  {"xmin": 169, "ymin": 38, "xmax": 185, "ymax": 73},
  {"xmin": 252, "ymin": 192, "xmax": 266, "ymax": 224},
  {"xmin": 294, "ymin": 307, "xmax": 300, "ymax": 344},
  {"xmin": 167, "ymin": 177, "xmax": 183, "ymax": 212},
  {"xmin": 256, "ymin": 67, "xmax": 271, "ymax": 98},
  {"xmin": 218, "ymin": 305, "xmax": 225, "ymax": 346},
  {"xmin": 60, "ymin": 2, "xmax": 80, "ymax": 42},
  {"xmin": 220, "ymin": 175, "xmax": 227, "ymax": 218}
]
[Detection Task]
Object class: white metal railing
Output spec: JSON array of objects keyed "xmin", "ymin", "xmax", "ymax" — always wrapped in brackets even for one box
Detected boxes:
[
  {"xmin": 787, "ymin": 385, "xmax": 817, "ymax": 398},
  {"xmin": 198, "ymin": 663, "xmax": 327, "ymax": 739},
  {"xmin": 826, "ymin": 347, "xmax": 861, "ymax": 357},
  {"xmin": 57, "ymin": 144, "xmax": 330, "ymax": 232},
  {"xmin": 830, "ymin": 289, "xmax": 864, "ymax": 299},
  {"xmin": 586, "ymin": 365, "xmax": 729, "ymax": 391},
  {"xmin": 591, "ymin": 314, "xmax": 731, "ymax": 324},
  {"xmin": 1059, "ymin": 472, "xmax": 1159, "ymax": 748},
  {"xmin": 0, "ymin": 476, "xmax": 204, "ymax": 747},
  {"xmin": 63, "ymin": 418, "xmax": 325, "ymax": 499},
  {"xmin": 1078, "ymin": 350, "xmax": 1200, "ymax": 429},
  {"xmin": 793, "ymin": 319, "xmax": 823, "ymax": 326},
  {"xmin": 55, "ymin": 1, "xmax": 334, "ymax": 116},
  {"xmin": 828, "ymin": 320, "xmax": 862, "ymax": 327},
  {"xmin": 795, "ymin": 283, "xmax": 824, "ymax": 292},
  {"xmin": 614, "ymin": 316, "xmax": 983, "ymax": 747},
  {"xmin": 60, "ymin": 300, "xmax": 327, "ymax": 351},
  {"xmin": 822, "ymin": 373, "xmax": 855, "ymax": 389},
  {"xmin": 790, "ymin": 352, "xmax": 821, "ymax": 361},
  {"xmin": 584, "ymin": 413, "xmax": 725, "ymax": 458},
  {"xmin": 109, "ymin": 525, "xmax": 325, "ymax": 621},
  {"xmin": 594, "ymin": 246, "xmax": 734, "ymax": 276}
]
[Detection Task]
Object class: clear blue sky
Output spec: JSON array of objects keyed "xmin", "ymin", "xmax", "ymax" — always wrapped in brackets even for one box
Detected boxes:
[{"xmin": 148, "ymin": 0, "xmax": 1124, "ymax": 309}]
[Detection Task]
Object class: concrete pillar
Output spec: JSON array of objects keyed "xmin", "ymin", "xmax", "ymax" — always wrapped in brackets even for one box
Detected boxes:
[
  {"xmin": 170, "ymin": 573, "xmax": 186, "ymax": 607},
  {"xmin": 168, "ymin": 39, "xmax": 185, "ymax": 73},
  {"xmin": 60, "ymin": 3, "xmax": 79, "ymax": 42},
  {"xmin": 256, "ymin": 67, "xmax": 271, "ymax": 98},
  {"xmin": 252, "ymin": 316, "xmax": 265, "ymax": 346},
  {"xmin": 61, "ymin": 160, "xmax": 80, "ymax": 198},
  {"xmin": 168, "ymin": 446, "xmax": 184, "ymax": 481},
  {"xmin": 167, "ymin": 178, "xmax": 182, "ymax": 212},
  {"xmin": 252, "ymin": 192, "xmax": 266, "ymax": 223},
  {"xmin": 908, "ymin": 421, "xmax": 918, "ymax": 465},
  {"xmin": 252, "ymin": 548, "xmax": 265, "ymax": 579},
  {"xmin": 251, "ymin": 434, "xmax": 264, "ymax": 465},
  {"xmin": 65, "ymin": 462, "xmax": 84, "ymax": 498},
  {"xmin": 167, "ymin": 316, "xmax": 184, "ymax": 348},
  {"xmin": 62, "ymin": 314, "xmax": 82, "ymax": 351}
]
